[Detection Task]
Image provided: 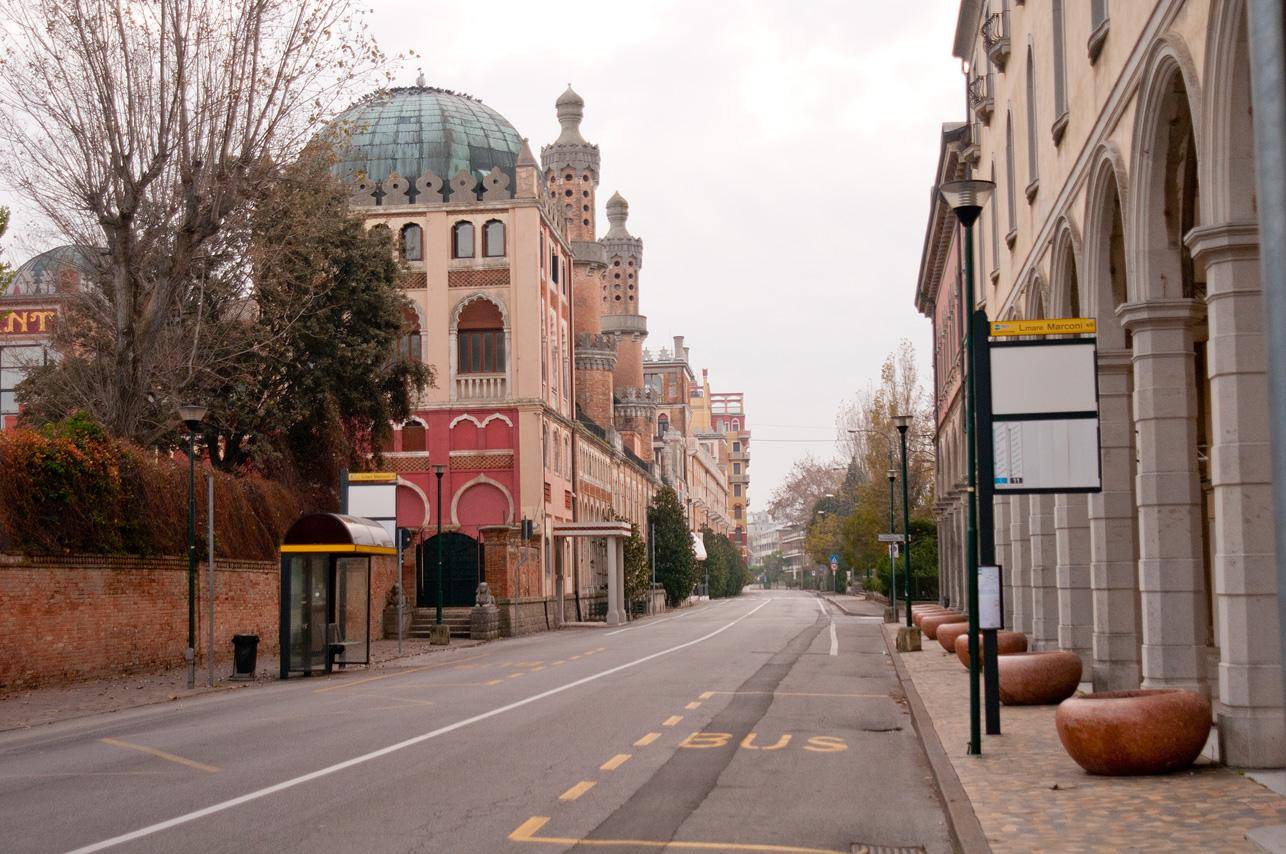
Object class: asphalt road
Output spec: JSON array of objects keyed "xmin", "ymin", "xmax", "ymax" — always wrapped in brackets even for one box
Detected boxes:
[{"xmin": 0, "ymin": 590, "xmax": 955, "ymax": 854}]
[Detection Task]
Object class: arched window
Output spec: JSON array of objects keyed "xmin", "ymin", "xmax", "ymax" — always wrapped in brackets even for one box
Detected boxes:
[
  {"xmin": 452, "ymin": 221, "xmax": 474, "ymax": 258},
  {"xmin": 398, "ymin": 306, "xmax": 422, "ymax": 363},
  {"xmin": 457, "ymin": 298, "xmax": 504, "ymax": 374},
  {"xmin": 401, "ymin": 419, "xmax": 427, "ymax": 452},
  {"xmin": 657, "ymin": 413, "xmax": 669, "ymax": 436},
  {"xmin": 483, "ymin": 220, "xmax": 505, "ymax": 257},
  {"xmin": 1025, "ymin": 47, "xmax": 1038, "ymax": 188},
  {"xmin": 1005, "ymin": 113, "xmax": 1017, "ymax": 236},
  {"xmin": 400, "ymin": 224, "xmax": 422, "ymax": 261},
  {"xmin": 990, "ymin": 162, "xmax": 1000, "ymax": 271},
  {"xmin": 1051, "ymin": 0, "xmax": 1068, "ymax": 126}
]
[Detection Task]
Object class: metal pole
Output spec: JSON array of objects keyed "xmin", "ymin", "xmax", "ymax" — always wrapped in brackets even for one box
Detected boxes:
[
  {"xmin": 1247, "ymin": 0, "xmax": 1286, "ymax": 725},
  {"xmin": 973, "ymin": 307, "xmax": 1002, "ymax": 735},
  {"xmin": 395, "ymin": 531, "xmax": 403, "ymax": 655},
  {"xmin": 899, "ymin": 428, "xmax": 913, "ymax": 627},
  {"xmin": 207, "ymin": 473, "xmax": 215, "ymax": 688},
  {"xmin": 962, "ymin": 212, "xmax": 982, "ymax": 756},
  {"xmin": 435, "ymin": 471, "xmax": 444, "ymax": 626},
  {"xmin": 186, "ymin": 431, "xmax": 196, "ymax": 690}
]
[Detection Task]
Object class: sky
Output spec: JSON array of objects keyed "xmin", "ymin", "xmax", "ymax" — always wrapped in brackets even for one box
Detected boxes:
[{"xmin": 1, "ymin": 0, "xmax": 966, "ymax": 509}]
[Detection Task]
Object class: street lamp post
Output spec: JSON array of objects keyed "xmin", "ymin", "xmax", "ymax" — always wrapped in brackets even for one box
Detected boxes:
[
  {"xmin": 434, "ymin": 464, "xmax": 446, "ymax": 627},
  {"xmin": 848, "ymin": 428, "xmax": 899, "ymax": 610},
  {"xmin": 178, "ymin": 403, "xmax": 206, "ymax": 691},
  {"xmin": 893, "ymin": 415, "xmax": 913, "ymax": 629},
  {"xmin": 939, "ymin": 177, "xmax": 996, "ymax": 756}
]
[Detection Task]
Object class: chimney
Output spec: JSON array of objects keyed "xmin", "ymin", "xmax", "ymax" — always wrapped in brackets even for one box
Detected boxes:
[{"xmin": 673, "ymin": 336, "xmax": 685, "ymax": 361}]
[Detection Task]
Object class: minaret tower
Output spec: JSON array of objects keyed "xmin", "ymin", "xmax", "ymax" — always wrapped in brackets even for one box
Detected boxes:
[
  {"xmin": 600, "ymin": 192, "xmax": 655, "ymax": 462},
  {"xmin": 541, "ymin": 86, "xmax": 615, "ymax": 429}
]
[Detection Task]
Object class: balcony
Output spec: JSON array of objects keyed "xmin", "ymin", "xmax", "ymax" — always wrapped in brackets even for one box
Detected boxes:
[
  {"xmin": 983, "ymin": 10, "xmax": 1010, "ymax": 69},
  {"xmin": 601, "ymin": 313, "xmax": 648, "ymax": 336},
  {"xmin": 455, "ymin": 372, "xmax": 507, "ymax": 401},
  {"xmin": 968, "ymin": 72, "xmax": 994, "ymax": 122}
]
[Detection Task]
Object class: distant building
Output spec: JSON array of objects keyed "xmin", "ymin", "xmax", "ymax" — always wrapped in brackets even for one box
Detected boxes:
[{"xmin": 748, "ymin": 511, "xmax": 785, "ymax": 566}]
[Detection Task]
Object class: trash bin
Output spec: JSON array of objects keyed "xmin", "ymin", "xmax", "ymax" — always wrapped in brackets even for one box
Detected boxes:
[{"xmin": 231, "ymin": 634, "xmax": 259, "ymax": 679}]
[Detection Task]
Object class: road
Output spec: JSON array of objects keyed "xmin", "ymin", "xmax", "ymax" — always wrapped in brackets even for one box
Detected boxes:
[{"xmin": 0, "ymin": 590, "xmax": 955, "ymax": 854}]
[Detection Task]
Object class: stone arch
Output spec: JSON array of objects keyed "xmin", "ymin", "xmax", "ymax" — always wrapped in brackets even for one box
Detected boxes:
[
  {"xmin": 1022, "ymin": 271, "xmax": 1046, "ymax": 320},
  {"xmin": 1127, "ymin": 33, "xmax": 1204, "ymax": 303},
  {"xmin": 449, "ymin": 293, "xmax": 512, "ymax": 401},
  {"xmin": 395, "ymin": 476, "xmax": 430, "ymax": 530},
  {"xmin": 451, "ymin": 291, "xmax": 510, "ymax": 329},
  {"xmin": 450, "ymin": 474, "xmax": 515, "ymax": 526},
  {"xmin": 1083, "ymin": 146, "xmax": 1132, "ymax": 350},
  {"xmin": 1202, "ymin": 0, "xmax": 1256, "ymax": 225},
  {"xmin": 1049, "ymin": 217, "xmax": 1083, "ymax": 317}
]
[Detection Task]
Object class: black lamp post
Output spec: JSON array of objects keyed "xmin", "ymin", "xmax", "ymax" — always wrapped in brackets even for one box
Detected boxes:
[
  {"xmin": 939, "ymin": 177, "xmax": 996, "ymax": 756},
  {"xmin": 887, "ymin": 468, "xmax": 897, "ymax": 591},
  {"xmin": 434, "ymin": 464, "xmax": 445, "ymax": 626},
  {"xmin": 893, "ymin": 415, "xmax": 913, "ymax": 629},
  {"xmin": 178, "ymin": 403, "xmax": 206, "ymax": 690}
]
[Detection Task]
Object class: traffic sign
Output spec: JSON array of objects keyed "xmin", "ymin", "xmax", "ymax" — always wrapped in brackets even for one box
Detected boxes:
[
  {"xmin": 989, "ymin": 317, "xmax": 1096, "ymax": 337},
  {"xmin": 349, "ymin": 471, "xmax": 397, "ymax": 483},
  {"xmin": 877, "ymin": 533, "xmax": 903, "ymax": 543}
]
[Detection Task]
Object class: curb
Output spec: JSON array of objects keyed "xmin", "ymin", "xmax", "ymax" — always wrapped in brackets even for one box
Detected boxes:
[{"xmin": 881, "ymin": 624, "xmax": 993, "ymax": 854}]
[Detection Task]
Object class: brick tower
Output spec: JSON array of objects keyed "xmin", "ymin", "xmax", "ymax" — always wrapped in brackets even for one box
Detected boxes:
[
  {"xmin": 600, "ymin": 191, "xmax": 655, "ymax": 461},
  {"xmin": 541, "ymin": 86, "xmax": 615, "ymax": 429}
]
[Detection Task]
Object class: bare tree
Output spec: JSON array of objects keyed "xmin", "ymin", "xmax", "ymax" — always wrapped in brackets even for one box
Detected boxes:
[
  {"xmin": 766, "ymin": 454, "xmax": 843, "ymax": 528},
  {"xmin": 0, "ymin": 0, "xmax": 391, "ymax": 445}
]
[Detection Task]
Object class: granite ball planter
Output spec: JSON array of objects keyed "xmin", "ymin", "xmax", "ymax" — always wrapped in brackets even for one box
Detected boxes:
[
  {"xmin": 919, "ymin": 612, "xmax": 965, "ymax": 640},
  {"xmin": 936, "ymin": 621, "xmax": 971, "ymax": 652},
  {"xmin": 1055, "ymin": 689, "xmax": 1212, "ymax": 776},
  {"xmin": 913, "ymin": 608, "xmax": 958, "ymax": 628},
  {"xmin": 954, "ymin": 630, "xmax": 1028, "ymax": 666},
  {"xmin": 997, "ymin": 650, "xmax": 1082, "ymax": 705}
]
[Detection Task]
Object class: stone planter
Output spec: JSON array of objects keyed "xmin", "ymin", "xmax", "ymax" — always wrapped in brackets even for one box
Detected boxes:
[
  {"xmin": 954, "ymin": 630, "xmax": 1028, "ymax": 666},
  {"xmin": 997, "ymin": 650, "xmax": 1082, "ymax": 705},
  {"xmin": 919, "ymin": 612, "xmax": 965, "ymax": 640},
  {"xmin": 1056, "ymin": 689, "xmax": 1212, "ymax": 776},
  {"xmin": 913, "ymin": 608, "xmax": 958, "ymax": 629},
  {"xmin": 936, "ymin": 621, "xmax": 971, "ymax": 652}
]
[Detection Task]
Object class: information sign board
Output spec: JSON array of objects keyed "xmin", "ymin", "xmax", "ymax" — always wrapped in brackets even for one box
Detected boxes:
[
  {"xmin": 989, "ymin": 318, "xmax": 1097, "ymax": 337},
  {"xmin": 978, "ymin": 565, "xmax": 1002, "ymax": 629},
  {"xmin": 877, "ymin": 533, "xmax": 903, "ymax": 543},
  {"xmin": 992, "ymin": 418, "xmax": 1101, "ymax": 492}
]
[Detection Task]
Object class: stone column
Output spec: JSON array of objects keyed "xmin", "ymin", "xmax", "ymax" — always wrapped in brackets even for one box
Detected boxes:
[
  {"xmin": 1054, "ymin": 494, "xmax": 1092, "ymax": 671},
  {"xmin": 1010, "ymin": 496, "xmax": 1031, "ymax": 635},
  {"xmin": 1189, "ymin": 224, "xmax": 1285, "ymax": 766},
  {"xmin": 1118, "ymin": 299, "xmax": 1209, "ymax": 693},
  {"xmin": 1028, "ymin": 495, "xmax": 1060, "ymax": 650},
  {"xmin": 995, "ymin": 497, "xmax": 1013, "ymax": 628},
  {"xmin": 1088, "ymin": 349, "xmax": 1141, "ymax": 690},
  {"xmin": 957, "ymin": 499, "xmax": 969, "ymax": 610},
  {"xmin": 605, "ymin": 536, "xmax": 622, "ymax": 626}
]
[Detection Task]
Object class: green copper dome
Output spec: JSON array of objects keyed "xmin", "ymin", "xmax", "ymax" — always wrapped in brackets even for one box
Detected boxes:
[{"xmin": 329, "ymin": 86, "xmax": 523, "ymax": 186}]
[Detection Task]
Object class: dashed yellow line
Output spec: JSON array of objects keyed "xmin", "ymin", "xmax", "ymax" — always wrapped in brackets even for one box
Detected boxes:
[
  {"xmin": 699, "ymin": 691, "xmax": 715, "ymax": 700},
  {"xmin": 685, "ymin": 701, "xmax": 702, "ymax": 710},
  {"xmin": 508, "ymin": 673, "xmax": 524, "ymax": 679},
  {"xmin": 552, "ymin": 660, "xmax": 566, "ymax": 666},
  {"xmin": 99, "ymin": 738, "xmax": 220, "ymax": 774},
  {"xmin": 634, "ymin": 732, "xmax": 661, "ymax": 747},
  {"xmin": 663, "ymin": 715, "xmax": 683, "ymax": 727},
  {"xmin": 558, "ymin": 780, "xmax": 596, "ymax": 801},
  {"xmin": 312, "ymin": 652, "xmax": 489, "ymax": 693},
  {"xmin": 600, "ymin": 753, "xmax": 631, "ymax": 771},
  {"xmin": 508, "ymin": 816, "xmax": 851, "ymax": 852}
]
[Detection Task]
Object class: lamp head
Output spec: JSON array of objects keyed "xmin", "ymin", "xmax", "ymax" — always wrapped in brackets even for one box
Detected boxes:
[
  {"xmin": 887, "ymin": 468, "xmax": 897, "ymax": 482},
  {"xmin": 177, "ymin": 403, "xmax": 206, "ymax": 434},
  {"xmin": 938, "ymin": 179, "xmax": 996, "ymax": 228},
  {"xmin": 892, "ymin": 414, "xmax": 912, "ymax": 434},
  {"xmin": 433, "ymin": 464, "xmax": 446, "ymax": 477}
]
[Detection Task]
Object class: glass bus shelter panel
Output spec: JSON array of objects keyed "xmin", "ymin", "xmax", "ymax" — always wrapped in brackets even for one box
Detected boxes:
[
  {"xmin": 288, "ymin": 555, "xmax": 329, "ymax": 673},
  {"xmin": 333, "ymin": 556, "xmax": 371, "ymax": 666}
]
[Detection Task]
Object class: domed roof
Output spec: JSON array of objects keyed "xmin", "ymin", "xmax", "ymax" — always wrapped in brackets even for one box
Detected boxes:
[
  {"xmin": 8, "ymin": 245, "xmax": 94, "ymax": 297},
  {"xmin": 329, "ymin": 86, "xmax": 523, "ymax": 185}
]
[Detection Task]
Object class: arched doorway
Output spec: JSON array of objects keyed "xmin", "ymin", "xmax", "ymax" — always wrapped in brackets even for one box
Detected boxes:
[{"xmin": 418, "ymin": 532, "xmax": 485, "ymax": 607}]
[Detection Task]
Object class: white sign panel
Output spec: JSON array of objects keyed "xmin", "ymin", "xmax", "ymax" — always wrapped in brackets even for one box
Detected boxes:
[
  {"xmin": 978, "ymin": 565, "xmax": 1002, "ymax": 629},
  {"xmin": 347, "ymin": 483, "xmax": 397, "ymax": 542},
  {"xmin": 990, "ymin": 343, "xmax": 1097, "ymax": 415},
  {"xmin": 993, "ymin": 419, "xmax": 1101, "ymax": 491}
]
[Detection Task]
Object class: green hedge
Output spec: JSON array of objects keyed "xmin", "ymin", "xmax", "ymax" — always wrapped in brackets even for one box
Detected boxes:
[{"xmin": 0, "ymin": 416, "xmax": 302, "ymax": 559}]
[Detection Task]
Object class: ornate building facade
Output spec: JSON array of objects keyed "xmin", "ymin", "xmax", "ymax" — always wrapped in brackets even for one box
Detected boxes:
[{"xmin": 918, "ymin": 0, "xmax": 1282, "ymax": 767}]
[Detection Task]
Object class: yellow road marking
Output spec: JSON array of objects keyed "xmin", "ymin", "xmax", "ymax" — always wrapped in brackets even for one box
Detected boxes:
[
  {"xmin": 600, "ymin": 753, "xmax": 631, "ymax": 771},
  {"xmin": 351, "ymin": 693, "xmax": 435, "ymax": 707},
  {"xmin": 532, "ymin": 666, "xmax": 546, "ymax": 672},
  {"xmin": 485, "ymin": 679, "xmax": 504, "ymax": 686},
  {"xmin": 634, "ymin": 732, "xmax": 661, "ymax": 747},
  {"xmin": 570, "ymin": 655, "xmax": 583, "ymax": 660},
  {"xmin": 312, "ymin": 653, "xmax": 490, "ymax": 694},
  {"xmin": 507, "ymin": 816, "xmax": 850, "ymax": 852},
  {"xmin": 699, "ymin": 691, "xmax": 714, "ymax": 700},
  {"xmin": 685, "ymin": 702, "xmax": 701, "ymax": 710},
  {"xmin": 553, "ymin": 660, "xmax": 566, "ymax": 665},
  {"xmin": 663, "ymin": 715, "xmax": 683, "ymax": 727},
  {"xmin": 508, "ymin": 673, "xmax": 524, "ymax": 679},
  {"xmin": 558, "ymin": 780, "xmax": 596, "ymax": 801},
  {"xmin": 99, "ymin": 738, "xmax": 220, "ymax": 774},
  {"xmin": 703, "ymin": 691, "xmax": 888, "ymax": 699}
]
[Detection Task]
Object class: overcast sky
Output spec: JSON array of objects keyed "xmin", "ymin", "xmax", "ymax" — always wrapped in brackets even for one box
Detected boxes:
[{"xmin": 2, "ymin": 0, "xmax": 964, "ymax": 509}]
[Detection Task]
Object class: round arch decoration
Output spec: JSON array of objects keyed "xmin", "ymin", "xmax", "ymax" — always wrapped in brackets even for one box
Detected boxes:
[{"xmin": 449, "ymin": 474, "xmax": 515, "ymax": 527}]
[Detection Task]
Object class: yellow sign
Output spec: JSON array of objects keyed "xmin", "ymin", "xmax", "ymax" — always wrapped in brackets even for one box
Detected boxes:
[
  {"xmin": 990, "ymin": 317, "xmax": 1097, "ymax": 337},
  {"xmin": 0, "ymin": 308, "xmax": 57, "ymax": 336},
  {"xmin": 348, "ymin": 471, "xmax": 396, "ymax": 483}
]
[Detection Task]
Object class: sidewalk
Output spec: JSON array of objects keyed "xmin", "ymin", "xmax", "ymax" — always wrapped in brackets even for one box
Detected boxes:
[
  {"xmin": 886, "ymin": 622, "xmax": 1286, "ymax": 852},
  {"xmin": 0, "ymin": 635, "xmax": 483, "ymax": 732}
]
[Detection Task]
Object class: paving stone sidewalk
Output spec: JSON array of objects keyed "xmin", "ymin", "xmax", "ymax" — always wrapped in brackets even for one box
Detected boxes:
[{"xmin": 888, "ymin": 623, "xmax": 1286, "ymax": 853}]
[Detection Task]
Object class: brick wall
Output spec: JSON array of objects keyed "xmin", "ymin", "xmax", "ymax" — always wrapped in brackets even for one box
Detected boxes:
[
  {"xmin": 447, "ymin": 267, "xmax": 509, "ymax": 289},
  {"xmin": 0, "ymin": 552, "xmax": 399, "ymax": 691},
  {"xmin": 576, "ymin": 365, "xmax": 613, "ymax": 430}
]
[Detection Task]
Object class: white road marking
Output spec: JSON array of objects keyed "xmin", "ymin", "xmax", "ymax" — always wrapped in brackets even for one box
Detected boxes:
[
  {"xmin": 605, "ymin": 612, "xmax": 683, "ymax": 636},
  {"xmin": 829, "ymin": 622, "xmax": 838, "ymax": 656},
  {"xmin": 816, "ymin": 597, "xmax": 826, "ymax": 617},
  {"xmin": 68, "ymin": 599, "xmax": 773, "ymax": 854}
]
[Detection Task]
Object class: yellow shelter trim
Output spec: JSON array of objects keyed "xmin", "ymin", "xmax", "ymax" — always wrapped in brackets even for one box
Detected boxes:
[{"xmin": 279, "ymin": 544, "xmax": 397, "ymax": 556}]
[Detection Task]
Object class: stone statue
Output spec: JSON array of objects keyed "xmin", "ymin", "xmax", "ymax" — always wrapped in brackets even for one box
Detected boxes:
[{"xmin": 475, "ymin": 582, "xmax": 495, "ymax": 607}]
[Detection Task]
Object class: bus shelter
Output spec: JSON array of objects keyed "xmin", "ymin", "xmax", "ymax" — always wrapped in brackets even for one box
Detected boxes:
[{"xmin": 278, "ymin": 513, "xmax": 395, "ymax": 679}]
